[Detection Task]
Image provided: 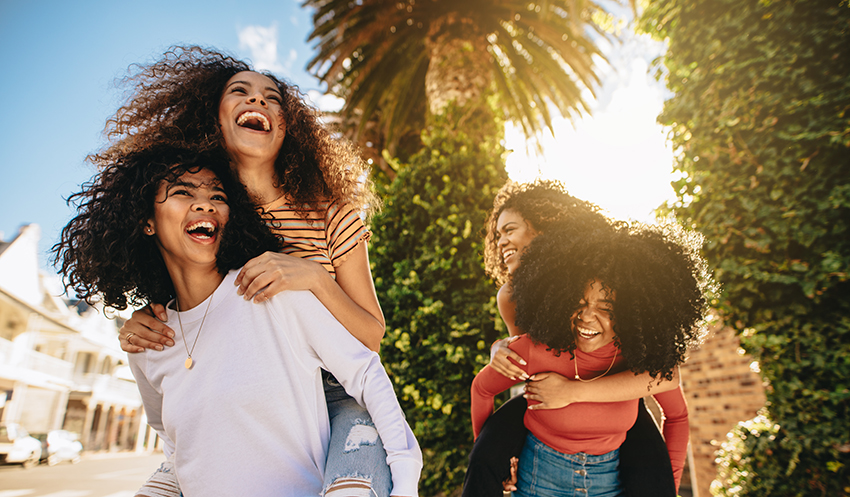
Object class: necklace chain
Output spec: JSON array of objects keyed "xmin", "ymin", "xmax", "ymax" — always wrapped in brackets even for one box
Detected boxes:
[
  {"xmin": 176, "ymin": 293, "xmax": 214, "ymax": 370},
  {"xmin": 574, "ymin": 349, "xmax": 617, "ymax": 382}
]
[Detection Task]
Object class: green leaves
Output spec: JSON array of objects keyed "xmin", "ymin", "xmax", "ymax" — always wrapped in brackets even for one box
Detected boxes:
[
  {"xmin": 370, "ymin": 105, "xmax": 508, "ymax": 494},
  {"xmin": 641, "ymin": 0, "xmax": 850, "ymax": 493},
  {"xmin": 303, "ymin": 0, "xmax": 615, "ymax": 164}
]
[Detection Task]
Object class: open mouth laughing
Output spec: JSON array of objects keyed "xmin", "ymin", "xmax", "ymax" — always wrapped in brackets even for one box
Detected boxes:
[
  {"xmin": 236, "ymin": 111, "xmax": 271, "ymax": 132},
  {"xmin": 186, "ymin": 220, "xmax": 218, "ymax": 240},
  {"xmin": 576, "ymin": 325, "xmax": 602, "ymax": 340}
]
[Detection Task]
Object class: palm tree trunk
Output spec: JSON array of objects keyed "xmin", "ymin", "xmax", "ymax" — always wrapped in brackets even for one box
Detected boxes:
[{"xmin": 424, "ymin": 13, "xmax": 492, "ymax": 116}]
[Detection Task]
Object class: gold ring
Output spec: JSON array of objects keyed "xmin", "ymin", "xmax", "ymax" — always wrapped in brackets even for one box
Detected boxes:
[{"xmin": 126, "ymin": 332, "xmax": 136, "ymax": 344}]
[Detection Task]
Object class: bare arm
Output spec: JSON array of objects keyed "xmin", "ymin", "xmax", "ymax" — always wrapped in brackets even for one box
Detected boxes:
[
  {"xmin": 236, "ymin": 242, "xmax": 385, "ymax": 352},
  {"xmin": 488, "ymin": 284, "xmax": 528, "ymax": 380},
  {"xmin": 311, "ymin": 241, "xmax": 385, "ymax": 352},
  {"xmin": 523, "ymin": 367, "xmax": 681, "ymax": 410}
]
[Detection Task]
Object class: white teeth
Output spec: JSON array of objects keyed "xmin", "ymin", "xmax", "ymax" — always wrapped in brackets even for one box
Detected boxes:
[
  {"xmin": 502, "ymin": 249, "xmax": 516, "ymax": 262},
  {"xmin": 576, "ymin": 326, "xmax": 600, "ymax": 339},
  {"xmin": 236, "ymin": 111, "xmax": 271, "ymax": 131},
  {"xmin": 187, "ymin": 221, "xmax": 215, "ymax": 230},
  {"xmin": 186, "ymin": 221, "xmax": 216, "ymax": 238}
]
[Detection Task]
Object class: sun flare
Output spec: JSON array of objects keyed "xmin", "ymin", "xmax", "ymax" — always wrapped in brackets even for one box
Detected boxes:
[{"xmin": 505, "ymin": 53, "xmax": 677, "ymax": 223}]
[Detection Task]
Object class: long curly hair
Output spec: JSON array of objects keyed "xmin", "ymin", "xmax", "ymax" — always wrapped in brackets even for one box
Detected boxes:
[
  {"xmin": 484, "ymin": 179, "xmax": 612, "ymax": 285},
  {"xmin": 91, "ymin": 45, "xmax": 378, "ymax": 218},
  {"xmin": 512, "ymin": 223, "xmax": 714, "ymax": 380},
  {"xmin": 53, "ymin": 145, "xmax": 281, "ymax": 311}
]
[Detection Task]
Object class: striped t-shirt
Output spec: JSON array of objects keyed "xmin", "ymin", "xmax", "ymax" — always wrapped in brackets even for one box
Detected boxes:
[{"xmin": 260, "ymin": 199, "xmax": 371, "ymax": 279}]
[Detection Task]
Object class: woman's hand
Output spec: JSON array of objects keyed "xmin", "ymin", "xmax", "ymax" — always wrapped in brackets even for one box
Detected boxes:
[
  {"xmin": 490, "ymin": 336, "xmax": 528, "ymax": 381},
  {"xmin": 235, "ymin": 251, "xmax": 327, "ymax": 303},
  {"xmin": 524, "ymin": 371, "xmax": 576, "ymax": 410},
  {"xmin": 119, "ymin": 304, "xmax": 174, "ymax": 353},
  {"xmin": 502, "ymin": 457, "xmax": 519, "ymax": 492}
]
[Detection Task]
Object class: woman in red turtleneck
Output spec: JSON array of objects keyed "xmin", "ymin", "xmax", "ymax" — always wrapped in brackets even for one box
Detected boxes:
[{"xmin": 471, "ymin": 224, "xmax": 712, "ymax": 496}]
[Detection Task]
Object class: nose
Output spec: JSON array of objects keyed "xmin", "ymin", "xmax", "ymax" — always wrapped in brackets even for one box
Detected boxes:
[
  {"xmin": 247, "ymin": 92, "xmax": 268, "ymax": 107},
  {"xmin": 193, "ymin": 198, "xmax": 216, "ymax": 213},
  {"xmin": 577, "ymin": 304, "xmax": 595, "ymax": 322},
  {"xmin": 498, "ymin": 235, "xmax": 507, "ymax": 248}
]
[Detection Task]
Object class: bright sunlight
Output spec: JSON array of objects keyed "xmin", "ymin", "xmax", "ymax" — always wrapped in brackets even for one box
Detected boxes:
[{"xmin": 504, "ymin": 35, "xmax": 677, "ymax": 223}]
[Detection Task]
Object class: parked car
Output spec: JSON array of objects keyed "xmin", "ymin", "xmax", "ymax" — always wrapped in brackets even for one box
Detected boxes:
[
  {"xmin": 0, "ymin": 423, "xmax": 42, "ymax": 468},
  {"xmin": 43, "ymin": 430, "xmax": 83, "ymax": 465}
]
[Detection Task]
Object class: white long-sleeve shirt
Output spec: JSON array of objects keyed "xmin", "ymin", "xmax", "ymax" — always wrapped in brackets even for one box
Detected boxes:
[{"xmin": 129, "ymin": 269, "xmax": 421, "ymax": 496}]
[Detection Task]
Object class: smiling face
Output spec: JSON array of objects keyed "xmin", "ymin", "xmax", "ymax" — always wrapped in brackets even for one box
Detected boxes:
[
  {"xmin": 496, "ymin": 209, "xmax": 540, "ymax": 274},
  {"xmin": 218, "ymin": 71, "xmax": 286, "ymax": 166},
  {"xmin": 572, "ymin": 279, "xmax": 617, "ymax": 353},
  {"xmin": 145, "ymin": 168, "xmax": 230, "ymax": 272}
]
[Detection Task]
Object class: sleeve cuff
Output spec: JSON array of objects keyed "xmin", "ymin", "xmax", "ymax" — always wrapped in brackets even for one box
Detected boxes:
[{"xmin": 389, "ymin": 458, "xmax": 422, "ymax": 496}]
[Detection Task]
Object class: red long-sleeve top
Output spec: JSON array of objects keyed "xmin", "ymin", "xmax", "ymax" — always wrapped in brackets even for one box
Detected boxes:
[{"xmin": 471, "ymin": 335, "xmax": 689, "ymax": 490}]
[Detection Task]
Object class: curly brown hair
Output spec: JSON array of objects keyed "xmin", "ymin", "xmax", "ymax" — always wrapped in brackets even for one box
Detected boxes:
[
  {"xmin": 54, "ymin": 145, "xmax": 281, "ymax": 311},
  {"xmin": 91, "ymin": 45, "xmax": 378, "ymax": 218},
  {"xmin": 512, "ymin": 223, "xmax": 714, "ymax": 380},
  {"xmin": 484, "ymin": 179, "xmax": 612, "ymax": 285}
]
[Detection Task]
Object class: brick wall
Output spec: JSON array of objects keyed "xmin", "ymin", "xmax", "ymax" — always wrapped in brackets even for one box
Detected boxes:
[{"xmin": 679, "ymin": 322, "xmax": 767, "ymax": 496}]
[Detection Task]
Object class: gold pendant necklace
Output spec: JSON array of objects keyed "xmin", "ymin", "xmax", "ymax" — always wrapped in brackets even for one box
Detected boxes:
[
  {"xmin": 574, "ymin": 349, "xmax": 617, "ymax": 382},
  {"xmin": 176, "ymin": 294, "xmax": 213, "ymax": 370}
]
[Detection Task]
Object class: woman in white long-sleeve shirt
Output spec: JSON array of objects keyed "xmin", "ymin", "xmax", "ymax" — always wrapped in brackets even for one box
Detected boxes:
[{"xmin": 54, "ymin": 146, "xmax": 421, "ymax": 496}]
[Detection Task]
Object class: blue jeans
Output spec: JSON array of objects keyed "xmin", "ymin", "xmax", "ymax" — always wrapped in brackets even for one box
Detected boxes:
[
  {"xmin": 323, "ymin": 371, "xmax": 392, "ymax": 497},
  {"xmin": 515, "ymin": 433, "xmax": 624, "ymax": 497}
]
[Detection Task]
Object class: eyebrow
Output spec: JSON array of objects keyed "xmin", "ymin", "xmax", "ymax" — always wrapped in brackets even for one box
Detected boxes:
[
  {"xmin": 169, "ymin": 179, "xmax": 225, "ymax": 192},
  {"xmin": 170, "ymin": 180, "xmax": 197, "ymax": 189},
  {"xmin": 225, "ymin": 80, "xmax": 282, "ymax": 96}
]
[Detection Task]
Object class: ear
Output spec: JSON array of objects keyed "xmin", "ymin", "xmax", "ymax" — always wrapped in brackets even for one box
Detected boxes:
[{"xmin": 144, "ymin": 220, "xmax": 155, "ymax": 236}]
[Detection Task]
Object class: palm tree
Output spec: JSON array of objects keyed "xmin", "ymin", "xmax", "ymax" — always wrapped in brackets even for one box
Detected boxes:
[{"xmin": 304, "ymin": 0, "xmax": 618, "ymax": 176}]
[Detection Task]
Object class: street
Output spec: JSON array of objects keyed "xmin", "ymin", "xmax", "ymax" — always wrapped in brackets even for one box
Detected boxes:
[{"xmin": 0, "ymin": 452, "xmax": 166, "ymax": 497}]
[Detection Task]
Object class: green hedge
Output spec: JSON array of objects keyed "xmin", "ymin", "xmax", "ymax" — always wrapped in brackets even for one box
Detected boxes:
[
  {"xmin": 640, "ymin": 0, "xmax": 850, "ymax": 494},
  {"xmin": 371, "ymin": 106, "xmax": 508, "ymax": 495}
]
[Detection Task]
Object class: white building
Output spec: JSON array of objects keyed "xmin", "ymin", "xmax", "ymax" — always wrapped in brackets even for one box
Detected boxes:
[{"xmin": 0, "ymin": 224, "xmax": 154, "ymax": 452}]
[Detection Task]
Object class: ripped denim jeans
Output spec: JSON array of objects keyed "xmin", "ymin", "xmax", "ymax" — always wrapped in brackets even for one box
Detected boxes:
[
  {"xmin": 322, "ymin": 370, "xmax": 392, "ymax": 497},
  {"xmin": 136, "ymin": 458, "xmax": 182, "ymax": 497}
]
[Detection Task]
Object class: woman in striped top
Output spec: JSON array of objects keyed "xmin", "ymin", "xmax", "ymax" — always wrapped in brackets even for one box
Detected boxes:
[{"xmin": 107, "ymin": 46, "xmax": 406, "ymax": 496}]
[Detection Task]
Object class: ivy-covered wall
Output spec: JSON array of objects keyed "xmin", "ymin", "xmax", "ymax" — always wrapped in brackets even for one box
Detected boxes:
[{"xmin": 640, "ymin": 0, "xmax": 850, "ymax": 494}]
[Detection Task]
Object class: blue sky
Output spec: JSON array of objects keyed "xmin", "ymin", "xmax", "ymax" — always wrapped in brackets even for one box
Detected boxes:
[
  {"xmin": 0, "ymin": 0, "xmax": 321, "ymax": 266},
  {"xmin": 0, "ymin": 0, "xmax": 676, "ymax": 274}
]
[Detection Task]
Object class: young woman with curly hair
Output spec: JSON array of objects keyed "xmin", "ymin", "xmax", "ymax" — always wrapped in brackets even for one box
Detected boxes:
[
  {"xmin": 53, "ymin": 146, "xmax": 420, "ymax": 496},
  {"xmin": 101, "ymin": 46, "xmax": 400, "ymax": 496},
  {"xmin": 471, "ymin": 224, "xmax": 711, "ymax": 496},
  {"xmin": 463, "ymin": 180, "xmax": 687, "ymax": 497}
]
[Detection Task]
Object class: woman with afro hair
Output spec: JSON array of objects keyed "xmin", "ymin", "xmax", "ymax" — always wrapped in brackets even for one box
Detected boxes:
[
  {"xmin": 96, "ymin": 46, "xmax": 402, "ymax": 496},
  {"xmin": 54, "ymin": 146, "xmax": 420, "ymax": 496},
  {"xmin": 471, "ymin": 223, "xmax": 712, "ymax": 496},
  {"xmin": 463, "ymin": 180, "xmax": 693, "ymax": 497}
]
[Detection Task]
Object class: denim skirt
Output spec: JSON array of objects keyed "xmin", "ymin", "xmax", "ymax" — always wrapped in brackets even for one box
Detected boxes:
[{"xmin": 514, "ymin": 433, "xmax": 624, "ymax": 497}]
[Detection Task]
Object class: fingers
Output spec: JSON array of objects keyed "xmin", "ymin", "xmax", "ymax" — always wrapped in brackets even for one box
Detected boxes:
[
  {"xmin": 149, "ymin": 302, "xmax": 168, "ymax": 322},
  {"xmin": 527, "ymin": 371, "xmax": 549, "ymax": 382},
  {"xmin": 241, "ymin": 271, "xmax": 277, "ymax": 301},
  {"xmin": 120, "ymin": 308, "xmax": 175, "ymax": 353},
  {"xmin": 505, "ymin": 350, "xmax": 527, "ymax": 366},
  {"xmin": 491, "ymin": 355, "xmax": 528, "ymax": 381},
  {"xmin": 236, "ymin": 253, "xmax": 265, "ymax": 282},
  {"xmin": 523, "ymin": 390, "xmax": 549, "ymax": 409},
  {"xmin": 235, "ymin": 264, "xmax": 263, "ymax": 297},
  {"xmin": 236, "ymin": 254, "xmax": 321, "ymax": 302},
  {"xmin": 492, "ymin": 349, "xmax": 528, "ymax": 380},
  {"xmin": 502, "ymin": 457, "xmax": 519, "ymax": 491},
  {"xmin": 119, "ymin": 334, "xmax": 145, "ymax": 354},
  {"xmin": 522, "ymin": 384, "xmax": 546, "ymax": 410}
]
